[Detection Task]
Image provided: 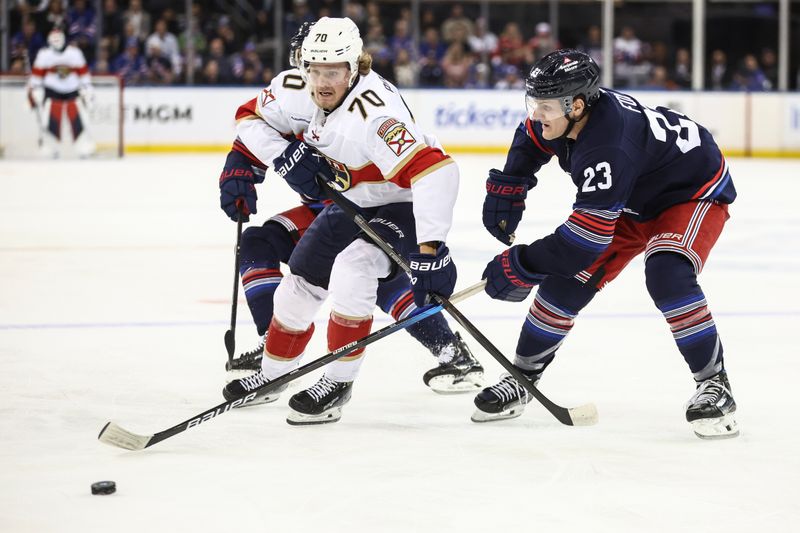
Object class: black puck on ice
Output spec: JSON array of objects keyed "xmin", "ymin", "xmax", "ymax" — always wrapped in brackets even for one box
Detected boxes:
[{"xmin": 91, "ymin": 481, "xmax": 116, "ymax": 495}]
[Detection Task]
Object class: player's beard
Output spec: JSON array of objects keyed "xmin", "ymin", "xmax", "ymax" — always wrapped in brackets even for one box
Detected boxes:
[{"xmin": 311, "ymin": 83, "xmax": 345, "ymax": 112}]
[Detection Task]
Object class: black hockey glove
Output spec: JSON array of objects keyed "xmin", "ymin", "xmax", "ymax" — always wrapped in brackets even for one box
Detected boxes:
[
  {"xmin": 272, "ymin": 140, "xmax": 334, "ymax": 200},
  {"xmin": 408, "ymin": 244, "xmax": 457, "ymax": 307},
  {"xmin": 219, "ymin": 149, "xmax": 259, "ymax": 222},
  {"xmin": 482, "ymin": 245, "xmax": 545, "ymax": 302},
  {"xmin": 482, "ymin": 169, "xmax": 538, "ymax": 245}
]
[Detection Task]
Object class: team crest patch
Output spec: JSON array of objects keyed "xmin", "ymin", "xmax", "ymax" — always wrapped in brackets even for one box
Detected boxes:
[
  {"xmin": 377, "ymin": 118, "xmax": 399, "ymax": 137},
  {"xmin": 381, "ymin": 122, "xmax": 416, "ymax": 157},
  {"xmin": 260, "ymin": 88, "xmax": 276, "ymax": 106}
]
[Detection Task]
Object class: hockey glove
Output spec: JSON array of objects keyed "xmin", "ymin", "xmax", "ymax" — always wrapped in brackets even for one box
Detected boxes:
[
  {"xmin": 482, "ymin": 169, "xmax": 538, "ymax": 245},
  {"xmin": 219, "ymin": 149, "xmax": 259, "ymax": 222},
  {"xmin": 483, "ymin": 245, "xmax": 545, "ymax": 302},
  {"xmin": 272, "ymin": 140, "xmax": 334, "ymax": 200},
  {"xmin": 408, "ymin": 244, "xmax": 457, "ymax": 308}
]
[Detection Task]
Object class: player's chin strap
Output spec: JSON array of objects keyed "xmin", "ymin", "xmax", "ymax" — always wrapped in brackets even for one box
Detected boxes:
[
  {"xmin": 317, "ymin": 175, "xmax": 598, "ymax": 428},
  {"xmin": 557, "ymin": 108, "xmax": 589, "ymax": 140}
]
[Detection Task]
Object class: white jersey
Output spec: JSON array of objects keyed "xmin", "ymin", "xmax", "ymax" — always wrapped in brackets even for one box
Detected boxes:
[
  {"xmin": 29, "ymin": 45, "xmax": 91, "ymax": 94},
  {"xmin": 235, "ymin": 69, "xmax": 458, "ymax": 243}
]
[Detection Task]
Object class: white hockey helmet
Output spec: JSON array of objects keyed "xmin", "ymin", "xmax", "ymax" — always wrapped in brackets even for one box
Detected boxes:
[
  {"xmin": 47, "ymin": 29, "xmax": 66, "ymax": 51},
  {"xmin": 300, "ymin": 17, "xmax": 363, "ymax": 87}
]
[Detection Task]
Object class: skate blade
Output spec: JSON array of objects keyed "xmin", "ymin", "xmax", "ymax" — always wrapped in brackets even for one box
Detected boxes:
[
  {"xmin": 470, "ymin": 402, "xmax": 526, "ymax": 423},
  {"xmin": 286, "ymin": 406, "xmax": 343, "ymax": 426},
  {"xmin": 427, "ymin": 371, "xmax": 485, "ymax": 394},
  {"xmin": 691, "ymin": 413, "xmax": 739, "ymax": 440}
]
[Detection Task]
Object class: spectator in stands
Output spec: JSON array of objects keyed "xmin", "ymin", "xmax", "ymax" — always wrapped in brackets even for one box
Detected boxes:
[
  {"xmin": 441, "ymin": 4, "xmax": 474, "ymax": 45},
  {"xmin": 145, "ymin": 42, "xmax": 175, "ymax": 84},
  {"xmin": 393, "ymin": 48, "xmax": 418, "ymax": 88},
  {"xmin": 252, "ymin": 10, "xmax": 274, "ymax": 52},
  {"xmin": 200, "ymin": 59, "xmax": 221, "ymax": 85},
  {"xmin": 345, "ymin": 2, "xmax": 367, "ymax": 34},
  {"xmin": 284, "ymin": 0, "xmax": 315, "ymax": 40},
  {"xmin": 419, "ymin": 48, "xmax": 444, "ymax": 87},
  {"xmin": 146, "ymin": 18, "xmax": 181, "ymax": 76},
  {"xmin": 179, "ymin": 3, "xmax": 208, "ymax": 71},
  {"xmin": 442, "ymin": 42, "xmax": 473, "ymax": 88},
  {"xmin": 10, "ymin": 17, "xmax": 45, "ymax": 65},
  {"xmin": 528, "ymin": 22, "xmax": 560, "ymax": 63},
  {"xmin": 44, "ymin": 0, "xmax": 66, "ymax": 35},
  {"xmin": 205, "ymin": 37, "xmax": 235, "ymax": 84},
  {"xmin": 123, "ymin": 0, "xmax": 151, "ymax": 42},
  {"xmin": 419, "ymin": 27, "xmax": 446, "ymax": 63},
  {"xmin": 613, "ymin": 26, "xmax": 649, "ymax": 87},
  {"xmin": 730, "ymin": 53, "xmax": 771, "ymax": 91},
  {"xmin": 420, "ymin": 8, "xmax": 437, "ymax": 33},
  {"xmin": 492, "ymin": 22, "xmax": 527, "ymax": 69},
  {"xmin": 672, "ymin": 47, "xmax": 692, "ymax": 89},
  {"xmin": 642, "ymin": 65, "xmax": 671, "ymax": 90},
  {"xmin": 707, "ymin": 49, "xmax": 730, "ymax": 90},
  {"xmin": 261, "ymin": 66, "xmax": 274, "ymax": 86},
  {"xmin": 494, "ymin": 64, "xmax": 524, "ymax": 90},
  {"xmin": 66, "ymin": 0, "xmax": 96, "ymax": 62},
  {"xmin": 241, "ymin": 42, "xmax": 263, "ymax": 80},
  {"xmin": 760, "ymin": 48, "xmax": 778, "ymax": 88},
  {"xmin": 93, "ymin": 43, "xmax": 112, "ymax": 74},
  {"xmin": 389, "ymin": 19, "xmax": 414, "ymax": 59},
  {"xmin": 112, "ymin": 36, "xmax": 147, "ymax": 85},
  {"xmin": 579, "ymin": 25, "xmax": 603, "ymax": 67},
  {"xmin": 468, "ymin": 17, "xmax": 498, "ymax": 58},
  {"xmin": 101, "ymin": 0, "xmax": 124, "ymax": 57}
]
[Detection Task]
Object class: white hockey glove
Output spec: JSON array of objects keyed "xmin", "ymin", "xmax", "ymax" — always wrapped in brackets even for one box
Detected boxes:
[
  {"xmin": 28, "ymin": 86, "xmax": 45, "ymax": 109},
  {"xmin": 79, "ymin": 85, "xmax": 96, "ymax": 112}
]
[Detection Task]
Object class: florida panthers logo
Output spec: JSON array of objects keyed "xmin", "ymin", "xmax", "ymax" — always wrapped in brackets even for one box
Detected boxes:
[{"xmin": 323, "ymin": 156, "xmax": 352, "ymax": 191}]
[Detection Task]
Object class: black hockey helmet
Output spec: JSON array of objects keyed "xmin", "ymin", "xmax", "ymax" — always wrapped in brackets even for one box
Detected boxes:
[
  {"xmin": 289, "ymin": 21, "xmax": 315, "ymax": 68},
  {"xmin": 525, "ymin": 49, "xmax": 601, "ymax": 115}
]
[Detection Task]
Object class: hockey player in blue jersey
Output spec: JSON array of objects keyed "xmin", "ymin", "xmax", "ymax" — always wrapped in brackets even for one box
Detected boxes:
[{"xmin": 474, "ymin": 49, "xmax": 738, "ymax": 439}]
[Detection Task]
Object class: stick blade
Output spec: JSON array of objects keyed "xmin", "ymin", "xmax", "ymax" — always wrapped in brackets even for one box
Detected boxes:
[
  {"xmin": 98, "ymin": 421, "xmax": 152, "ymax": 451},
  {"xmin": 568, "ymin": 403, "xmax": 599, "ymax": 426},
  {"xmin": 224, "ymin": 329, "xmax": 235, "ymax": 359}
]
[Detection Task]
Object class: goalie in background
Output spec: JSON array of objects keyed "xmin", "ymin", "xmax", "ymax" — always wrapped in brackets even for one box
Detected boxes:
[{"xmin": 27, "ymin": 28, "xmax": 96, "ymax": 158}]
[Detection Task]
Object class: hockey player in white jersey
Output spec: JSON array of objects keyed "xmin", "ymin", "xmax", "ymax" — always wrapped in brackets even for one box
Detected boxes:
[
  {"xmin": 28, "ymin": 28, "xmax": 96, "ymax": 158},
  {"xmin": 222, "ymin": 17, "xmax": 464, "ymax": 425}
]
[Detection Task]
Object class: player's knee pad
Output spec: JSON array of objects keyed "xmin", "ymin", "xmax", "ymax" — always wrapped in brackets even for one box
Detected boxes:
[
  {"xmin": 272, "ymin": 272, "xmax": 328, "ymax": 330},
  {"xmin": 329, "ymin": 239, "xmax": 391, "ymax": 317},
  {"xmin": 645, "ymin": 252, "xmax": 699, "ymax": 304},
  {"xmin": 240, "ymin": 222, "xmax": 295, "ymax": 265}
]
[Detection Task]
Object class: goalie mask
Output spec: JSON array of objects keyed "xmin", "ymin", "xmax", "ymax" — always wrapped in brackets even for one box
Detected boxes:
[
  {"xmin": 300, "ymin": 17, "xmax": 363, "ymax": 88},
  {"xmin": 47, "ymin": 29, "xmax": 66, "ymax": 52}
]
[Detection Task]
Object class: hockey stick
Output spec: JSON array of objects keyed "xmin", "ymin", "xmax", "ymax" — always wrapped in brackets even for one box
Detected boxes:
[
  {"xmin": 98, "ymin": 281, "xmax": 486, "ymax": 451},
  {"xmin": 223, "ymin": 204, "xmax": 245, "ymax": 370},
  {"xmin": 320, "ymin": 179, "xmax": 598, "ymax": 427}
]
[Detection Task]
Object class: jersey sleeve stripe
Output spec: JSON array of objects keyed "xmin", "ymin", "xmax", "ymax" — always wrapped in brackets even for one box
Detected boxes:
[
  {"xmin": 386, "ymin": 145, "xmax": 452, "ymax": 188},
  {"xmin": 557, "ymin": 208, "xmax": 621, "ymax": 252},
  {"xmin": 235, "ymin": 98, "xmax": 260, "ymax": 122},
  {"xmin": 525, "ymin": 118, "xmax": 555, "ymax": 155},
  {"xmin": 691, "ymin": 156, "xmax": 728, "ymax": 200},
  {"xmin": 231, "ymin": 137, "xmax": 267, "ymax": 168}
]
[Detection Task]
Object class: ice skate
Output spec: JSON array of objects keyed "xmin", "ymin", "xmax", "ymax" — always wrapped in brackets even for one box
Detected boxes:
[
  {"xmin": 685, "ymin": 370, "xmax": 739, "ymax": 440},
  {"xmin": 471, "ymin": 372, "xmax": 539, "ymax": 423},
  {"xmin": 423, "ymin": 332, "xmax": 484, "ymax": 394},
  {"xmin": 222, "ymin": 369, "xmax": 287, "ymax": 406},
  {"xmin": 287, "ymin": 375, "xmax": 353, "ymax": 426},
  {"xmin": 225, "ymin": 337, "xmax": 265, "ymax": 381}
]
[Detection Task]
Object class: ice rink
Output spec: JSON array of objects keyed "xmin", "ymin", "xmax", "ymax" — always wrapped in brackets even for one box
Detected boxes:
[{"xmin": 1, "ymin": 154, "xmax": 798, "ymax": 532}]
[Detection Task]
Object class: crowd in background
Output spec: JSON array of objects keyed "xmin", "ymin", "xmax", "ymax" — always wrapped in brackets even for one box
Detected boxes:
[{"xmin": 7, "ymin": 0, "xmax": 791, "ymax": 91}]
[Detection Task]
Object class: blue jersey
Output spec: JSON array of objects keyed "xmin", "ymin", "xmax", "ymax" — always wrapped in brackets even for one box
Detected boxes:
[{"xmin": 504, "ymin": 88, "xmax": 736, "ymax": 278}]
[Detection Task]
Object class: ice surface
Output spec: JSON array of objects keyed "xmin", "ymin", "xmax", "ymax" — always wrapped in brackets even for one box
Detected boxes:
[{"xmin": 0, "ymin": 155, "xmax": 798, "ymax": 532}]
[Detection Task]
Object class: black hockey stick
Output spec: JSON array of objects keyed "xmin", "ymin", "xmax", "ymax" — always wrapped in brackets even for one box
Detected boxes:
[
  {"xmin": 98, "ymin": 281, "xmax": 486, "ymax": 451},
  {"xmin": 223, "ymin": 204, "xmax": 245, "ymax": 370},
  {"xmin": 320, "ymin": 179, "xmax": 598, "ymax": 427}
]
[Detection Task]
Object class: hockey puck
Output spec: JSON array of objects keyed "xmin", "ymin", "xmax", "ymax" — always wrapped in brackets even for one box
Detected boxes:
[{"xmin": 91, "ymin": 481, "xmax": 116, "ymax": 495}]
